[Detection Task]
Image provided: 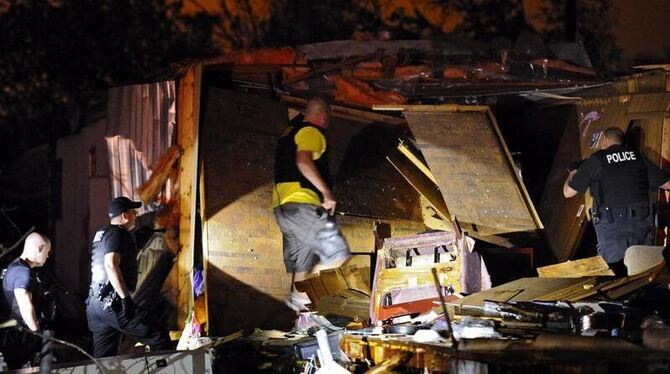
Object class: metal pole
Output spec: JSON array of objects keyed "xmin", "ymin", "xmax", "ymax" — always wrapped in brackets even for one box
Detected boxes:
[{"xmin": 431, "ymin": 268, "xmax": 457, "ymax": 348}]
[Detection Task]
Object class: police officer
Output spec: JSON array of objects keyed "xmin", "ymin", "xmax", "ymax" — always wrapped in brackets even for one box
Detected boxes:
[
  {"xmin": 564, "ymin": 127, "xmax": 670, "ymax": 276},
  {"xmin": 272, "ymin": 98, "xmax": 351, "ymax": 311},
  {"xmin": 1, "ymin": 232, "xmax": 51, "ymax": 368},
  {"xmin": 86, "ymin": 196, "xmax": 170, "ymax": 358}
]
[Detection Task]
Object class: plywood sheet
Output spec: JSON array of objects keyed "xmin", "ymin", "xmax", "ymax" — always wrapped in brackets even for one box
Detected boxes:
[
  {"xmin": 454, "ymin": 277, "xmax": 597, "ymax": 308},
  {"xmin": 200, "ymin": 88, "xmax": 295, "ymax": 335},
  {"xmin": 403, "ymin": 108, "xmax": 541, "ymax": 236},
  {"xmin": 536, "ymin": 256, "xmax": 613, "ymax": 278}
]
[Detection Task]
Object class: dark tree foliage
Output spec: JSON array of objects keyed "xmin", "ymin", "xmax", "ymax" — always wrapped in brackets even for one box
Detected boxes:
[
  {"xmin": 453, "ymin": 0, "xmax": 528, "ymax": 42},
  {"xmin": 0, "ymin": 0, "xmax": 217, "ymax": 166},
  {"xmin": 214, "ymin": 0, "xmax": 618, "ymax": 72},
  {"xmin": 541, "ymin": 0, "xmax": 621, "ymax": 72},
  {"xmin": 217, "ymin": 0, "xmax": 452, "ymax": 48},
  {"xmin": 264, "ymin": 1, "xmax": 376, "ymax": 46}
]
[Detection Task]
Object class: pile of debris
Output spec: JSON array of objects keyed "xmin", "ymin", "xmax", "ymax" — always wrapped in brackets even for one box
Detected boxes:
[{"xmin": 232, "ymin": 231, "xmax": 670, "ymax": 373}]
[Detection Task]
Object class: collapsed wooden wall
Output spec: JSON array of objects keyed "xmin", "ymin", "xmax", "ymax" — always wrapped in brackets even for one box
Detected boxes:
[
  {"xmin": 402, "ymin": 107, "xmax": 542, "ymax": 237},
  {"xmin": 540, "ymin": 71, "xmax": 670, "ymax": 262},
  {"xmin": 199, "ymin": 87, "xmax": 425, "ymax": 335}
]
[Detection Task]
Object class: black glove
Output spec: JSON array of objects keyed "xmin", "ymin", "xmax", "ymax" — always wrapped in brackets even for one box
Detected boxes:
[{"xmin": 121, "ymin": 296, "xmax": 135, "ymax": 320}]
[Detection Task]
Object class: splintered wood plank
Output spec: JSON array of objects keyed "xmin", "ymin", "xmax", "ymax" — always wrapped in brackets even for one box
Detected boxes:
[
  {"xmin": 403, "ymin": 108, "xmax": 541, "ymax": 236},
  {"xmin": 387, "ymin": 147, "xmax": 451, "ymax": 222},
  {"xmin": 177, "ymin": 63, "xmax": 202, "ymax": 330},
  {"xmin": 454, "ymin": 277, "xmax": 597, "ymax": 308},
  {"xmin": 397, "ymin": 142, "xmax": 438, "ymax": 184},
  {"xmin": 536, "ymin": 256, "xmax": 614, "ymax": 278}
]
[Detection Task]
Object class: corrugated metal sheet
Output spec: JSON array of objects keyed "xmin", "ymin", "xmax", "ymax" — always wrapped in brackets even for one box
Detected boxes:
[{"xmin": 105, "ymin": 81, "xmax": 176, "ymax": 211}]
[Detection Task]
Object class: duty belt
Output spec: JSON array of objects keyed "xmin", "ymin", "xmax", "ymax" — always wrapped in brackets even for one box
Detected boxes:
[{"xmin": 594, "ymin": 204, "xmax": 650, "ymax": 223}]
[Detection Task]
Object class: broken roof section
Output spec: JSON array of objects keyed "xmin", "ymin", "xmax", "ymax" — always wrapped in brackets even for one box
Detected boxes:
[{"xmin": 204, "ymin": 37, "xmax": 602, "ymax": 108}]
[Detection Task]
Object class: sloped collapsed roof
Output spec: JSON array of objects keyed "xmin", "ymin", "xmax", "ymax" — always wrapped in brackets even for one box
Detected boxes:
[{"xmin": 202, "ymin": 39, "xmax": 608, "ymax": 108}]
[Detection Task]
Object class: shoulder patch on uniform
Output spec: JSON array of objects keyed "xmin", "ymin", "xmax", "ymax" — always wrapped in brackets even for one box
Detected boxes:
[{"xmin": 93, "ymin": 230, "xmax": 104, "ymax": 243}]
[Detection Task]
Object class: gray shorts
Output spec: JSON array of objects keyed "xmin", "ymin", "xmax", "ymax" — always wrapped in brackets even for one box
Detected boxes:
[{"xmin": 274, "ymin": 203, "xmax": 351, "ymax": 273}]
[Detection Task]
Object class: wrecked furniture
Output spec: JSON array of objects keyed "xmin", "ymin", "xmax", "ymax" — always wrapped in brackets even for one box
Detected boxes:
[{"xmin": 370, "ymin": 231, "xmax": 490, "ymax": 324}]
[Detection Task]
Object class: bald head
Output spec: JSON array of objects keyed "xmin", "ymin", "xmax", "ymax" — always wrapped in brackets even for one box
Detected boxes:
[
  {"xmin": 22, "ymin": 232, "xmax": 51, "ymax": 267},
  {"xmin": 304, "ymin": 98, "xmax": 331, "ymax": 128}
]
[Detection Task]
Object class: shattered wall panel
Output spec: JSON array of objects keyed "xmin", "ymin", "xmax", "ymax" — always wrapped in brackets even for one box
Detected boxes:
[
  {"xmin": 105, "ymin": 81, "xmax": 176, "ymax": 210},
  {"xmin": 404, "ymin": 109, "xmax": 540, "ymax": 236}
]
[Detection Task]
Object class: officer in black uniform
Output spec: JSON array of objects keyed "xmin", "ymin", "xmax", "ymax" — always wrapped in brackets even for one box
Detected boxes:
[
  {"xmin": 564, "ymin": 127, "xmax": 670, "ymax": 276},
  {"xmin": 86, "ymin": 196, "xmax": 170, "ymax": 358},
  {"xmin": 1, "ymin": 232, "xmax": 51, "ymax": 368}
]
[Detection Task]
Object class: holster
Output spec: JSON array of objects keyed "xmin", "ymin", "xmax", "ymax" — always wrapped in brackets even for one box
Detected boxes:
[{"xmin": 90, "ymin": 282, "xmax": 118, "ymax": 312}]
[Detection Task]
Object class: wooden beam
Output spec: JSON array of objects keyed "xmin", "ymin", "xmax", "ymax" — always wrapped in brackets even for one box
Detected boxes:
[
  {"xmin": 397, "ymin": 142, "xmax": 437, "ymax": 184},
  {"xmin": 661, "ymin": 116, "xmax": 670, "ymax": 246},
  {"xmin": 198, "ymin": 160, "xmax": 209, "ymax": 335},
  {"xmin": 281, "ymin": 95, "xmax": 405, "ymax": 125},
  {"xmin": 386, "ymin": 148, "xmax": 451, "ymax": 222},
  {"xmin": 373, "ymin": 104, "xmax": 490, "ymax": 113},
  {"xmin": 177, "ymin": 63, "xmax": 203, "ymax": 330}
]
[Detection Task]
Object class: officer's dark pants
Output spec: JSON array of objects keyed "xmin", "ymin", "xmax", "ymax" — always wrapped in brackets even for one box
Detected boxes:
[
  {"xmin": 86, "ymin": 298, "xmax": 171, "ymax": 358},
  {"xmin": 0, "ymin": 327, "xmax": 42, "ymax": 369},
  {"xmin": 594, "ymin": 205, "xmax": 654, "ymax": 277},
  {"xmin": 0, "ymin": 327, "xmax": 41, "ymax": 368}
]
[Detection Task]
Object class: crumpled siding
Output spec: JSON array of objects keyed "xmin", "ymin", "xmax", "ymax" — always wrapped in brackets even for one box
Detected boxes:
[{"xmin": 105, "ymin": 81, "xmax": 176, "ymax": 212}]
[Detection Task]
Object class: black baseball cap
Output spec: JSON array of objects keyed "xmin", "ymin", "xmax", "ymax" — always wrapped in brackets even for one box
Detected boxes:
[{"xmin": 108, "ymin": 196, "xmax": 142, "ymax": 218}]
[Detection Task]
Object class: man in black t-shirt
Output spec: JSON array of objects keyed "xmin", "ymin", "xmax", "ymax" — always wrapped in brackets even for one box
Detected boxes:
[
  {"xmin": 564, "ymin": 127, "xmax": 670, "ymax": 275},
  {"xmin": 86, "ymin": 196, "xmax": 170, "ymax": 358},
  {"xmin": 1, "ymin": 232, "xmax": 51, "ymax": 368}
]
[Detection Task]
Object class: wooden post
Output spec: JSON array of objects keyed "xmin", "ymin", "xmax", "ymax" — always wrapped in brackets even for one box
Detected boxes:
[
  {"xmin": 661, "ymin": 116, "xmax": 670, "ymax": 245},
  {"xmin": 176, "ymin": 63, "xmax": 203, "ymax": 329}
]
